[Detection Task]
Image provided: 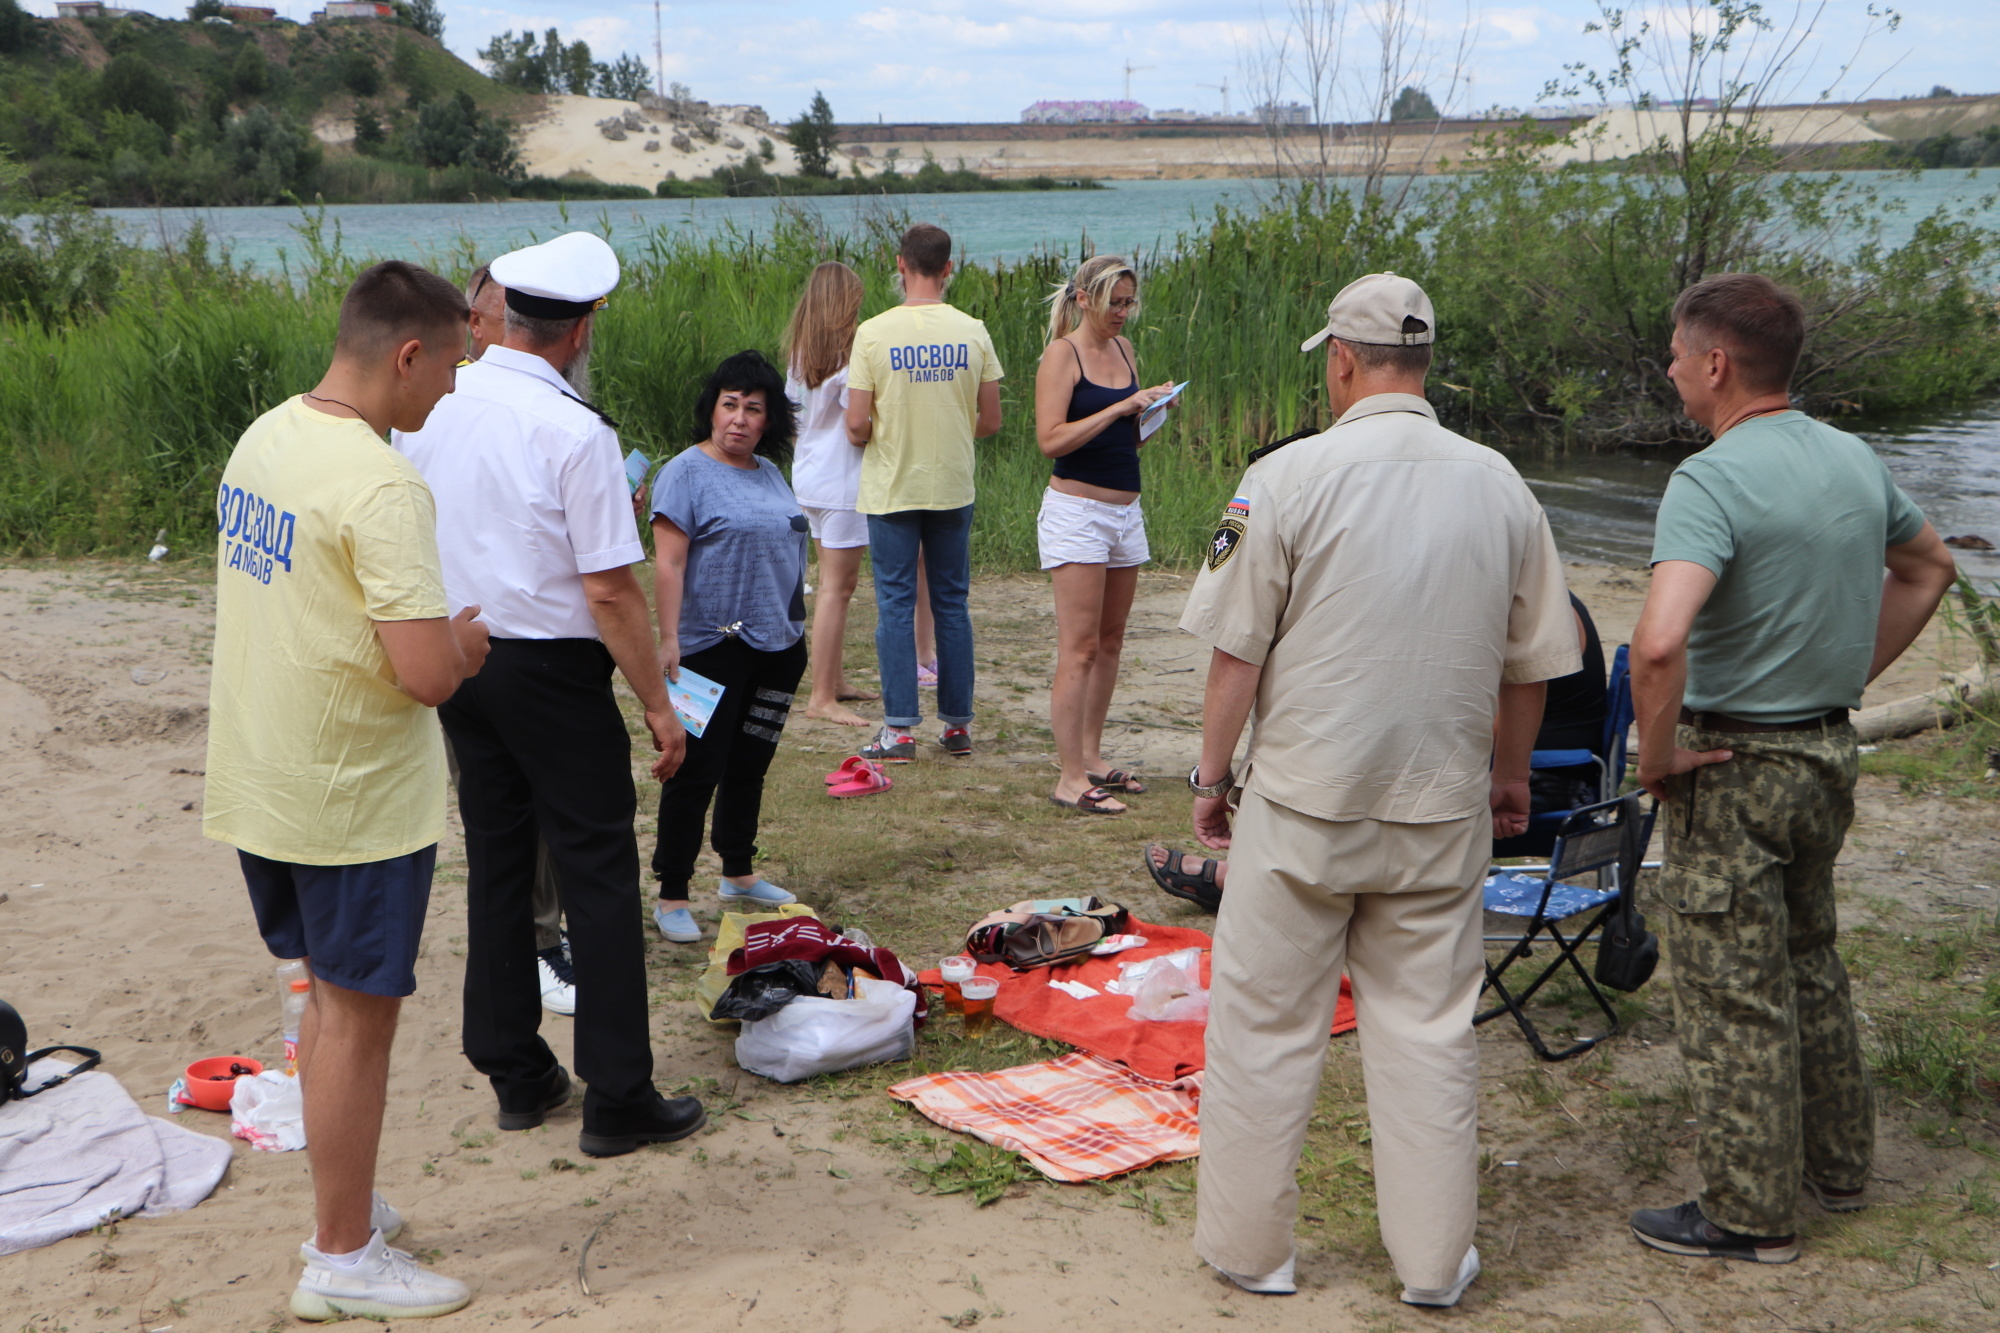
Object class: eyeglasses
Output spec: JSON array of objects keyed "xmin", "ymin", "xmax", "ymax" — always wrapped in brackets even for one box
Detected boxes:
[{"xmin": 1108, "ymin": 298, "xmax": 1141, "ymax": 313}]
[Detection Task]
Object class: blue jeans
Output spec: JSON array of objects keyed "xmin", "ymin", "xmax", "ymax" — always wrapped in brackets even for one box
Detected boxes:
[{"xmin": 868, "ymin": 505, "xmax": 974, "ymax": 730}]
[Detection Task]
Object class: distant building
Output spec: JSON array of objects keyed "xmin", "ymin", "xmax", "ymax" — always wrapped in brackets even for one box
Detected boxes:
[
  {"xmin": 314, "ymin": 1, "xmax": 393, "ymax": 21},
  {"xmin": 221, "ymin": 5, "xmax": 278, "ymax": 20},
  {"xmin": 1022, "ymin": 100, "xmax": 1149, "ymax": 125},
  {"xmin": 54, "ymin": 3, "xmax": 143, "ymax": 16},
  {"xmin": 1151, "ymin": 108, "xmax": 1199, "ymax": 122},
  {"xmin": 1259, "ymin": 101, "xmax": 1312, "ymax": 126}
]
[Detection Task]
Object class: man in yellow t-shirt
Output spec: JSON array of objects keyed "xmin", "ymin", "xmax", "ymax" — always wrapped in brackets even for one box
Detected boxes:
[
  {"xmin": 205, "ymin": 261, "xmax": 490, "ymax": 1322},
  {"xmin": 844, "ymin": 222, "xmax": 1003, "ymax": 761}
]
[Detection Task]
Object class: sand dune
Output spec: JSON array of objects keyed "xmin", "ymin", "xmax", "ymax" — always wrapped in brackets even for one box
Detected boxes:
[{"xmin": 517, "ymin": 94, "xmax": 800, "ymax": 189}]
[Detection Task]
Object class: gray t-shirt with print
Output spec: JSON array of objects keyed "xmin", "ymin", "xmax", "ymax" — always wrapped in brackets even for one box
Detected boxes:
[{"xmin": 652, "ymin": 447, "xmax": 808, "ymax": 654}]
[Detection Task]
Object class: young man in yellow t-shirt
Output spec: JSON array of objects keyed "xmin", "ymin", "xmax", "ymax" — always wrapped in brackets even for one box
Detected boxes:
[
  {"xmin": 205, "ymin": 261, "xmax": 490, "ymax": 1322},
  {"xmin": 844, "ymin": 223, "xmax": 1003, "ymax": 761}
]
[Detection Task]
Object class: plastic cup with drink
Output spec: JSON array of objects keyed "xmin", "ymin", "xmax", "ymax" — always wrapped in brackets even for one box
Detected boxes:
[
  {"xmin": 938, "ymin": 956, "xmax": 975, "ymax": 1015},
  {"xmin": 959, "ymin": 977, "xmax": 999, "ymax": 1038}
]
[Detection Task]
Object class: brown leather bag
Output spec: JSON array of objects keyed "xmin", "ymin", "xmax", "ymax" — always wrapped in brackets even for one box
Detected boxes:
[{"xmin": 965, "ymin": 898, "xmax": 1131, "ymax": 971}]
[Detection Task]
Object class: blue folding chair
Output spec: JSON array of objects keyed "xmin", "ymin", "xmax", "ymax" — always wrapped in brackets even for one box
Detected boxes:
[
  {"xmin": 1492, "ymin": 643, "xmax": 1635, "ymax": 860},
  {"xmin": 1477, "ymin": 793, "xmax": 1655, "ymax": 1061}
]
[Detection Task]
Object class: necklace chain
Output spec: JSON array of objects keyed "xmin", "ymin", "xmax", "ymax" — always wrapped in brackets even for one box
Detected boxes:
[{"xmin": 305, "ymin": 391, "xmax": 366, "ymax": 419}]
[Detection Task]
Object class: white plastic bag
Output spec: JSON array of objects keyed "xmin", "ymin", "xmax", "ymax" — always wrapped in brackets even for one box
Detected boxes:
[
  {"xmin": 1127, "ymin": 951, "xmax": 1209, "ymax": 1023},
  {"xmin": 734, "ymin": 976, "xmax": 917, "ymax": 1083},
  {"xmin": 229, "ymin": 1070, "xmax": 306, "ymax": 1152}
]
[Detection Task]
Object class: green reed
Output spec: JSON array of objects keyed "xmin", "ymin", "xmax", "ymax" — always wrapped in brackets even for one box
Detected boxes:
[{"xmin": 3, "ymin": 163, "xmax": 1996, "ymax": 568}]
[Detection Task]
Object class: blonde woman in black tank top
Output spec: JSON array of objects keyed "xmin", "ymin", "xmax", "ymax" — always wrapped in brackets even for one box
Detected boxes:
[{"xmin": 1034, "ymin": 256, "xmax": 1177, "ymax": 814}]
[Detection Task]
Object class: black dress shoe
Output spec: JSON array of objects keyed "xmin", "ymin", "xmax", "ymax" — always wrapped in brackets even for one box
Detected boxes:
[
  {"xmin": 1630, "ymin": 1200, "xmax": 1798, "ymax": 1263},
  {"xmin": 496, "ymin": 1065, "xmax": 573, "ymax": 1132},
  {"xmin": 578, "ymin": 1091, "xmax": 707, "ymax": 1158}
]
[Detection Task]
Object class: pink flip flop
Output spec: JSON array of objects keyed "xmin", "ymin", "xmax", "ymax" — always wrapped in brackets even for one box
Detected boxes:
[
  {"xmin": 828, "ymin": 765, "xmax": 893, "ymax": 799},
  {"xmin": 825, "ymin": 755, "xmax": 872, "ymax": 785}
]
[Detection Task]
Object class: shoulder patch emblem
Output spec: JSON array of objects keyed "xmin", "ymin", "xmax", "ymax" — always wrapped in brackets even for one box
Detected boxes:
[{"xmin": 1209, "ymin": 516, "xmax": 1246, "ymax": 571}]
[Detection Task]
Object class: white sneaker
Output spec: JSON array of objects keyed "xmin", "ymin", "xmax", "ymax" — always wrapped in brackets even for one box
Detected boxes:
[
  {"xmin": 537, "ymin": 945, "xmax": 577, "ymax": 1016},
  {"xmin": 291, "ymin": 1229, "xmax": 470, "ymax": 1321},
  {"xmin": 1401, "ymin": 1245, "xmax": 1480, "ymax": 1308},
  {"xmin": 310, "ymin": 1191, "xmax": 402, "ymax": 1248},
  {"xmin": 1213, "ymin": 1252, "xmax": 1296, "ymax": 1294}
]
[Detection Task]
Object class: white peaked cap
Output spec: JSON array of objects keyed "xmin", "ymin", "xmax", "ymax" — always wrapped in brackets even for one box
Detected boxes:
[{"xmin": 490, "ymin": 231, "xmax": 620, "ymax": 318}]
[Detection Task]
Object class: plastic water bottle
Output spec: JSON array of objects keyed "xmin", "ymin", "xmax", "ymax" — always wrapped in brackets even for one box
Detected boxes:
[{"xmin": 276, "ymin": 961, "xmax": 310, "ymax": 1076}]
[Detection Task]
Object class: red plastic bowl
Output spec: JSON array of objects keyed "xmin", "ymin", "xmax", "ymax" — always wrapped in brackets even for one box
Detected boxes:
[{"xmin": 182, "ymin": 1055, "xmax": 264, "ymax": 1111}]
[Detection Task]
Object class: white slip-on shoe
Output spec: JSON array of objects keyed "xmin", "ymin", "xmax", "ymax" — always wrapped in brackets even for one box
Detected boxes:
[
  {"xmin": 536, "ymin": 944, "xmax": 577, "ymax": 1016},
  {"xmin": 1213, "ymin": 1252, "xmax": 1296, "ymax": 1294},
  {"xmin": 291, "ymin": 1230, "xmax": 470, "ymax": 1321},
  {"xmin": 310, "ymin": 1192, "xmax": 402, "ymax": 1248},
  {"xmin": 1401, "ymin": 1245, "xmax": 1481, "ymax": 1308}
]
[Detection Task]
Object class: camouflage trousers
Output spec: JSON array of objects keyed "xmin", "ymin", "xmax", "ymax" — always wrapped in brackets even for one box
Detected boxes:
[{"xmin": 1657, "ymin": 720, "xmax": 1873, "ymax": 1238}]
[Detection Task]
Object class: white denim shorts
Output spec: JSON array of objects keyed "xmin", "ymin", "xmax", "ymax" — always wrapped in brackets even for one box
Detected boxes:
[
  {"xmin": 802, "ymin": 505, "xmax": 870, "ymax": 550},
  {"xmin": 1036, "ymin": 487, "xmax": 1149, "ymax": 570}
]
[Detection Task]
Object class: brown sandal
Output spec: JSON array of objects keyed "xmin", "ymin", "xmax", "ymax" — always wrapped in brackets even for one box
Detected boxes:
[
  {"xmin": 1088, "ymin": 768, "xmax": 1146, "ymax": 795},
  {"xmin": 1050, "ymin": 785, "xmax": 1126, "ymax": 815}
]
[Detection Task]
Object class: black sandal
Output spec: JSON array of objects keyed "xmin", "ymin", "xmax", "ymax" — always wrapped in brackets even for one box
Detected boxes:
[
  {"xmin": 1050, "ymin": 785, "xmax": 1126, "ymax": 815},
  {"xmin": 1143, "ymin": 844, "xmax": 1222, "ymax": 913},
  {"xmin": 1089, "ymin": 768, "xmax": 1146, "ymax": 795}
]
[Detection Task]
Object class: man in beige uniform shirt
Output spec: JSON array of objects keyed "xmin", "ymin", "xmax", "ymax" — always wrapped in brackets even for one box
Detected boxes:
[{"xmin": 1181, "ymin": 274, "xmax": 1579, "ymax": 1307}]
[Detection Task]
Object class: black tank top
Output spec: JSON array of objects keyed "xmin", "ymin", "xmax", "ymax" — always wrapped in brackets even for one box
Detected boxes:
[
  {"xmin": 1052, "ymin": 340, "xmax": 1142, "ymax": 494},
  {"xmin": 1537, "ymin": 593, "xmax": 1608, "ymax": 751}
]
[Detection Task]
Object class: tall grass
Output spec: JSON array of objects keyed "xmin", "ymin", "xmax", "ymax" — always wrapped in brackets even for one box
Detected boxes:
[{"xmin": 4, "ymin": 143, "xmax": 1999, "ymax": 568}]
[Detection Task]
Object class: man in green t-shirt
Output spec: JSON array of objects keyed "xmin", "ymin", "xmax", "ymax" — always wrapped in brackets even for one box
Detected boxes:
[
  {"xmin": 1629, "ymin": 273, "xmax": 1956, "ymax": 1264},
  {"xmin": 844, "ymin": 223, "xmax": 1003, "ymax": 762}
]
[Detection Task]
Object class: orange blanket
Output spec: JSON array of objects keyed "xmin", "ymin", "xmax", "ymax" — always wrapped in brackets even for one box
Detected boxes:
[
  {"xmin": 919, "ymin": 917, "xmax": 1355, "ymax": 1083},
  {"xmin": 889, "ymin": 1052, "xmax": 1200, "ymax": 1182}
]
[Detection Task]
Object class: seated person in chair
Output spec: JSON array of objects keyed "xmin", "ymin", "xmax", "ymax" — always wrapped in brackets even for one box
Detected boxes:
[{"xmin": 1148, "ymin": 594, "xmax": 1604, "ymax": 912}]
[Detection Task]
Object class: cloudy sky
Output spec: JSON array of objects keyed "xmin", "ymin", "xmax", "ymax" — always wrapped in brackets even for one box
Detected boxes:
[{"xmin": 29, "ymin": 2, "xmax": 1997, "ymax": 123}]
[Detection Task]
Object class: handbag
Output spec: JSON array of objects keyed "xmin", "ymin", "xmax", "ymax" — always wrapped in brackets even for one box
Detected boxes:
[
  {"xmin": 0, "ymin": 999, "xmax": 102, "ymax": 1103},
  {"xmin": 1593, "ymin": 796, "xmax": 1660, "ymax": 994},
  {"xmin": 965, "ymin": 897, "xmax": 1130, "ymax": 971}
]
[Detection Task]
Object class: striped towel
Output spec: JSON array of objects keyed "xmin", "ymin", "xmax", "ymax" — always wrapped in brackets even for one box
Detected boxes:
[{"xmin": 888, "ymin": 1052, "xmax": 1200, "ymax": 1183}]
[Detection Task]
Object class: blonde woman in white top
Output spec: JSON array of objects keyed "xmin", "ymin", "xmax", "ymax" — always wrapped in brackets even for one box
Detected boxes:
[{"xmin": 784, "ymin": 262, "xmax": 937, "ymax": 724}]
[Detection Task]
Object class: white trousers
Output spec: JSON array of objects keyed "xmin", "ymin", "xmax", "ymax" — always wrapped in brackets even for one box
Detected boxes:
[{"xmin": 1194, "ymin": 790, "xmax": 1487, "ymax": 1292}]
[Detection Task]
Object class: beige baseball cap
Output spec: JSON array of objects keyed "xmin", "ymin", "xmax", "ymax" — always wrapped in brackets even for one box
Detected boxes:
[{"xmin": 1300, "ymin": 272, "xmax": 1436, "ymax": 352}]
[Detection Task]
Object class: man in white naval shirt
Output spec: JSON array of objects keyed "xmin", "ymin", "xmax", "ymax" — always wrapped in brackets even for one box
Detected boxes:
[{"xmin": 395, "ymin": 232, "xmax": 705, "ymax": 1158}]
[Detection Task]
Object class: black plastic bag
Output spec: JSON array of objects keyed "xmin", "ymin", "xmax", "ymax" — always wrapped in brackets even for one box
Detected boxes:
[{"xmin": 709, "ymin": 961, "xmax": 824, "ymax": 1022}]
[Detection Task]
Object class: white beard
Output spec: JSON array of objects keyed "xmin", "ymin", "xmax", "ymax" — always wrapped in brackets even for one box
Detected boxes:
[{"xmin": 561, "ymin": 345, "xmax": 592, "ymax": 399}]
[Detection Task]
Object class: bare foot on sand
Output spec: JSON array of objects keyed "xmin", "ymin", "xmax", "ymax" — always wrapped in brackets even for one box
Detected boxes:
[
  {"xmin": 834, "ymin": 684, "xmax": 879, "ymax": 702},
  {"xmin": 805, "ymin": 700, "xmax": 874, "ymax": 726}
]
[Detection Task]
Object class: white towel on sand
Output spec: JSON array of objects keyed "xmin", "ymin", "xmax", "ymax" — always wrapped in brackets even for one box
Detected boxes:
[{"xmin": 0, "ymin": 1059, "xmax": 232, "ymax": 1257}]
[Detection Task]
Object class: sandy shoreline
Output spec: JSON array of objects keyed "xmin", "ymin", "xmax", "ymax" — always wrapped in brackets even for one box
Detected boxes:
[{"xmin": 1, "ymin": 557, "xmax": 1988, "ymax": 1330}]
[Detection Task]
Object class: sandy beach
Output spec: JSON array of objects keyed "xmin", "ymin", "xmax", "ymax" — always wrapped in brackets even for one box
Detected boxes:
[{"xmin": 2, "ymin": 557, "xmax": 1993, "ymax": 1331}]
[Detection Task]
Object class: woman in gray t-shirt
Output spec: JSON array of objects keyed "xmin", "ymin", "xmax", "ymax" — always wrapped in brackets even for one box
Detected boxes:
[{"xmin": 648, "ymin": 351, "xmax": 811, "ymax": 944}]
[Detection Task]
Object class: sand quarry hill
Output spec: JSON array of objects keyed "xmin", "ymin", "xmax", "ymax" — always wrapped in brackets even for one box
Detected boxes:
[
  {"xmin": 515, "ymin": 94, "xmax": 802, "ymax": 189},
  {"xmin": 504, "ymin": 93, "xmax": 2000, "ymax": 186}
]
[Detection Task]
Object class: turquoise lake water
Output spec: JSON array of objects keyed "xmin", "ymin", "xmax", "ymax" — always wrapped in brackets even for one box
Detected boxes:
[
  {"xmin": 91, "ymin": 171, "xmax": 2000, "ymax": 570},
  {"xmin": 98, "ymin": 169, "xmax": 2000, "ymax": 271}
]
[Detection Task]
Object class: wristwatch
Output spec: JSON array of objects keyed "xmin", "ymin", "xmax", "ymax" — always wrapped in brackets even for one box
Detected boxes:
[{"xmin": 1187, "ymin": 764, "xmax": 1234, "ymax": 799}]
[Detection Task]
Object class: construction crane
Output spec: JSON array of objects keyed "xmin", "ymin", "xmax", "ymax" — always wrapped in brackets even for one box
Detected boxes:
[
  {"xmin": 1123, "ymin": 60, "xmax": 1154, "ymax": 103},
  {"xmin": 1198, "ymin": 77, "xmax": 1231, "ymax": 116}
]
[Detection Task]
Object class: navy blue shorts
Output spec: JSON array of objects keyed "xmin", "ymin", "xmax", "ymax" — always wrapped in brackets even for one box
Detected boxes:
[{"xmin": 239, "ymin": 845, "xmax": 437, "ymax": 998}]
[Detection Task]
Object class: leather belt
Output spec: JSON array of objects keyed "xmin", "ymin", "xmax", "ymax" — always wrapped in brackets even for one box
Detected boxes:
[{"xmin": 1678, "ymin": 706, "xmax": 1849, "ymax": 734}]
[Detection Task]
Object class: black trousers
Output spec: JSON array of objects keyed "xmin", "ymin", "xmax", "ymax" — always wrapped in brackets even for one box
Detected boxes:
[
  {"xmin": 442, "ymin": 638, "xmax": 653, "ymax": 1116},
  {"xmin": 652, "ymin": 636, "xmax": 808, "ymax": 895}
]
